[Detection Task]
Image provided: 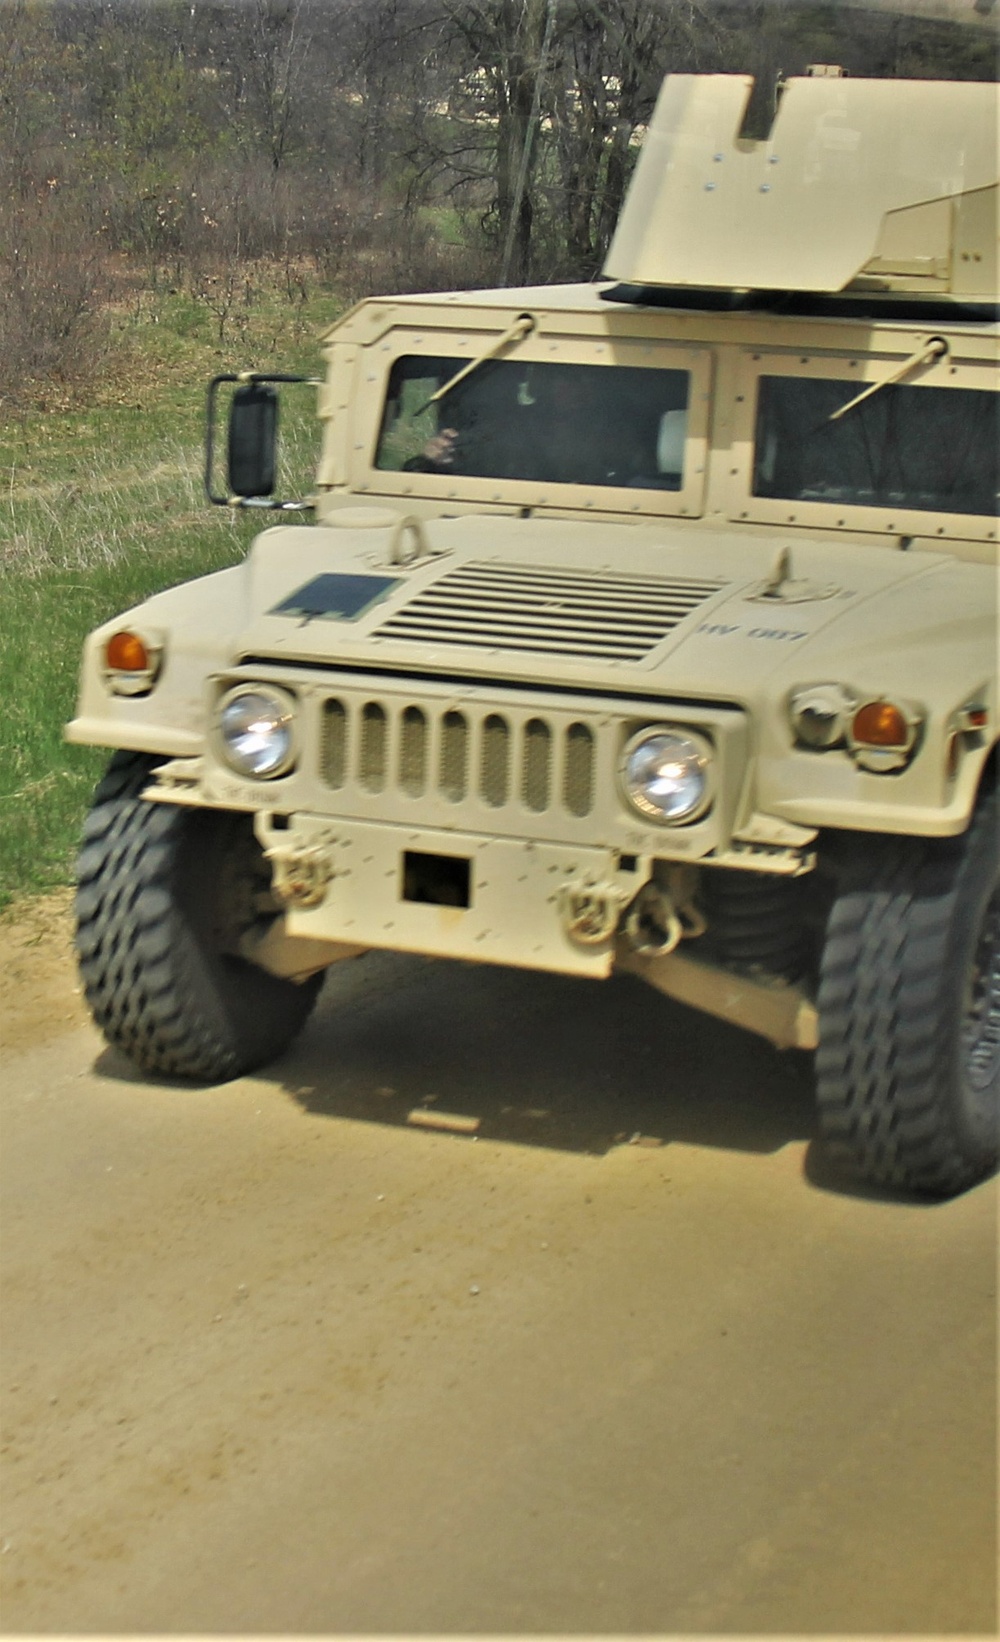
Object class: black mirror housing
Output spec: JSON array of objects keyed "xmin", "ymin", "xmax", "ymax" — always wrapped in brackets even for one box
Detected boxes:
[
  {"xmin": 228, "ymin": 382, "xmax": 278, "ymax": 497},
  {"xmin": 204, "ymin": 373, "xmax": 312, "ymax": 510}
]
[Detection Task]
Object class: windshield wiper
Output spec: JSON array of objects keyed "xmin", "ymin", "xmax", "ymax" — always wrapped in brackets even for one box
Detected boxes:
[
  {"xmin": 416, "ymin": 312, "xmax": 536, "ymax": 416},
  {"xmin": 827, "ymin": 335, "xmax": 949, "ymax": 424}
]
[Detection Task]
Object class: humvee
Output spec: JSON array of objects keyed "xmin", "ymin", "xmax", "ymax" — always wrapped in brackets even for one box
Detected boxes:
[{"xmin": 67, "ymin": 71, "xmax": 999, "ymax": 1196}]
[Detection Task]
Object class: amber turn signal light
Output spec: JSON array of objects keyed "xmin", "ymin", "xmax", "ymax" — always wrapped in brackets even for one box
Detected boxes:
[
  {"xmin": 851, "ymin": 700, "xmax": 909, "ymax": 748},
  {"xmin": 106, "ymin": 631, "xmax": 150, "ymax": 672}
]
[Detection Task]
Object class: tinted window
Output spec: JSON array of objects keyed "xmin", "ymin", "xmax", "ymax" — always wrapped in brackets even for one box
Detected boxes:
[
  {"xmin": 753, "ymin": 376, "xmax": 999, "ymax": 517},
  {"xmin": 376, "ymin": 356, "xmax": 690, "ymax": 490}
]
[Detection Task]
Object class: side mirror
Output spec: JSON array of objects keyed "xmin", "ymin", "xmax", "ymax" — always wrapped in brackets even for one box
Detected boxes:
[
  {"xmin": 205, "ymin": 372, "xmax": 314, "ymax": 510},
  {"xmin": 228, "ymin": 382, "xmax": 277, "ymax": 498}
]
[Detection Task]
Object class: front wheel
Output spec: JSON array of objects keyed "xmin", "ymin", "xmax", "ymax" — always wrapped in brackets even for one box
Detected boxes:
[
  {"xmin": 75, "ymin": 753, "xmax": 323, "ymax": 1082},
  {"xmin": 816, "ymin": 787, "xmax": 999, "ymax": 1196}
]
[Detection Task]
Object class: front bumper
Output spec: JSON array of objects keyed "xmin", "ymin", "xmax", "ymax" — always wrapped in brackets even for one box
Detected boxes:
[{"xmin": 254, "ymin": 811, "xmax": 646, "ymax": 978}]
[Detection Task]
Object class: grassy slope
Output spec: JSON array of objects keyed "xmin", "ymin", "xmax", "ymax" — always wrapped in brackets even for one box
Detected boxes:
[{"xmin": 0, "ymin": 283, "xmax": 341, "ymax": 911}]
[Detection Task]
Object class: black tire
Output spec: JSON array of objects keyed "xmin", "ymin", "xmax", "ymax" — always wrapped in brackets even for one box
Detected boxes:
[
  {"xmin": 75, "ymin": 752, "xmax": 322, "ymax": 1082},
  {"xmin": 816, "ymin": 786, "xmax": 1000, "ymax": 1196}
]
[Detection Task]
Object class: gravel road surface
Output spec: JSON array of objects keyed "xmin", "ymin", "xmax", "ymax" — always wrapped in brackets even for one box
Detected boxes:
[{"xmin": 1, "ymin": 894, "xmax": 996, "ymax": 1635}]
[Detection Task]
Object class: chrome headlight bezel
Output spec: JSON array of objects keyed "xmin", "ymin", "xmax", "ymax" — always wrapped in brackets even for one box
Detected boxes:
[
  {"xmin": 618, "ymin": 724, "xmax": 714, "ymax": 826},
  {"xmin": 216, "ymin": 683, "xmax": 298, "ymax": 780}
]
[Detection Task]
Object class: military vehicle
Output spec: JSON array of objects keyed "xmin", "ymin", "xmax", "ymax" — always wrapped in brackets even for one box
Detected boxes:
[{"xmin": 67, "ymin": 70, "xmax": 998, "ymax": 1196}]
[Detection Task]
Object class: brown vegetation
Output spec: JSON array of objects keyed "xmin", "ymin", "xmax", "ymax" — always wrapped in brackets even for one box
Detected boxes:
[{"xmin": 0, "ymin": 0, "xmax": 995, "ymax": 412}]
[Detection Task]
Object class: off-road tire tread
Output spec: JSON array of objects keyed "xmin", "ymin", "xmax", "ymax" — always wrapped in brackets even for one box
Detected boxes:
[
  {"xmin": 816, "ymin": 791, "xmax": 999, "ymax": 1195},
  {"xmin": 75, "ymin": 752, "xmax": 320, "ymax": 1082}
]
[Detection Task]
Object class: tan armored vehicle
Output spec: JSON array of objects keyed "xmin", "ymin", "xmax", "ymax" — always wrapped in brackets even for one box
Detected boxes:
[{"xmin": 68, "ymin": 71, "xmax": 999, "ymax": 1196}]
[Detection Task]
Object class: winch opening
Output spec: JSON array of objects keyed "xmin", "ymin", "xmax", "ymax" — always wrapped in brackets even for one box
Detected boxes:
[{"xmin": 402, "ymin": 850, "xmax": 472, "ymax": 908}]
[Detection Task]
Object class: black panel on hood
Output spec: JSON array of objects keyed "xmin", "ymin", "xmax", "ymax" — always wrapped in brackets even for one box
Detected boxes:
[{"xmin": 271, "ymin": 573, "xmax": 402, "ymax": 622}]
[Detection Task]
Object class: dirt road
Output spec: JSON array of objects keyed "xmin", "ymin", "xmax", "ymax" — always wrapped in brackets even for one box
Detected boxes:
[{"xmin": 1, "ymin": 895, "xmax": 996, "ymax": 1635}]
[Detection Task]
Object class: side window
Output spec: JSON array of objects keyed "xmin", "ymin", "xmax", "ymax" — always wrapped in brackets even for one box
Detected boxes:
[{"xmin": 376, "ymin": 357, "xmax": 459, "ymax": 471}]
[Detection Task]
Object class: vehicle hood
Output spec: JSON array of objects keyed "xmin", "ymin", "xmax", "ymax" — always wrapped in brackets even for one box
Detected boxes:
[{"xmin": 233, "ymin": 516, "xmax": 996, "ymax": 707}]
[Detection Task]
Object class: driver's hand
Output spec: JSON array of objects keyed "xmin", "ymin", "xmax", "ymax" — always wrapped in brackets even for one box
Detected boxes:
[{"xmin": 423, "ymin": 427, "xmax": 459, "ymax": 467}]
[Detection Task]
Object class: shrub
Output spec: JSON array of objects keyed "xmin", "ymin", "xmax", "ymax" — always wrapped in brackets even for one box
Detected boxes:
[{"xmin": 0, "ymin": 196, "xmax": 114, "ymax": 413}]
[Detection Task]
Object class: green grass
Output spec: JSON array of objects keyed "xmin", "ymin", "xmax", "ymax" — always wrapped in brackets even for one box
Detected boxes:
[{"xmin": 0, "ymin": 277, "xmax": 342, "ymax": 912}]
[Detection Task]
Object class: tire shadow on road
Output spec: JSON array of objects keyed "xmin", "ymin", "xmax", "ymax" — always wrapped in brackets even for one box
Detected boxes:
[
  {"xmin": 274, "ymin": 949, "xmax": 816, "ymax": 1160},
  {"xmin": 86, "ymin": 942, "xmax": 994, "ymax": 1202},
  {"xmin": 799, "ymin": 1137, "xmax": 993, "ymax": 1207}
]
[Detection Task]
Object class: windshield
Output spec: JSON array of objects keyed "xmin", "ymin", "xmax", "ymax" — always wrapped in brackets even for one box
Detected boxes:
[
  {"xmin": 753, "ymin": 376, "xmax": 999, "ymax": 518},
  {"xmin": 375, "ymin": 356, "xmax": 691, "ymax": 491}
]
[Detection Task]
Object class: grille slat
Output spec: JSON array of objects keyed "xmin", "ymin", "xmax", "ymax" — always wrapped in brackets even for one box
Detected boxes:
[
  {"xmin": 480, "ymin": 713, "xmax": 511, "ymax": 807},
  {"xmin": 322, "ymin": 699, "xmax": 348, "ymax": 788},
  {"xmin": 439, "ymin": 710, "xmax": 469, "ymax": 803},
  {"xmin": 564, "ymin": 722, "xmax": 595, "ymax": 817},
  {"xmin": 522, "ymin": 718, "xmax": 552, "ymax": 812},
  {"xmin": 399, "ymin": 705, "xmax": 428, "ymax": 796},
  {"xmin": 374, "ymin": 562, "xmax": 725, "ymax": 662},
  {"xmin": 359, "ymin": 702, "xmax": 388, "ymax": 792}
]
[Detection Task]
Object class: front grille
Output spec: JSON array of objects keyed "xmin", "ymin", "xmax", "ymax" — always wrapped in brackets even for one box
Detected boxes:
[
  {"xmin": 372, "ymin": 561, "xmax": 726, "ymax": 662},
  {"xmin": 321, "ymin": 694, "xmax": 597, "ymax": 820}
]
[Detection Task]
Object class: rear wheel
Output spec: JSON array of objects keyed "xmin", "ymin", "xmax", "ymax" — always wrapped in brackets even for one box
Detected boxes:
[
  {"xmin": 75, "ymin": 752, "xmax": 322, "ymax": 1082},
  {"xmin": 816, "ymin": 787, "xmax": 999, "ymax": 1196}
]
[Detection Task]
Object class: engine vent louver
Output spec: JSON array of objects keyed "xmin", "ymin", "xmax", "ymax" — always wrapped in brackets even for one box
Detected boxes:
[{"xmin": 372, "ymin": 561, "xmax": 726, "ymax": 662}]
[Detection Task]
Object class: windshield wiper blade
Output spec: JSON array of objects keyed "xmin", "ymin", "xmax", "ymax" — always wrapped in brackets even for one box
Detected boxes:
[
  {"xmin": 827, "ymin": 335, "xmax": 949, "ymax": 424},
  {"xmin": 416, "ymin": 313, "xmax": 536, "ymax": 416}
]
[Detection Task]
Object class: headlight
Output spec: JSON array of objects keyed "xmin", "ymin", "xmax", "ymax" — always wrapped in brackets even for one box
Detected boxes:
[
  {"xmin": 218, "ymin": 685, "xmax": 296, "ymax": 778},
  {"xmin": 619, "ymin": 726, "xmax": 713, "ymax": 824}
]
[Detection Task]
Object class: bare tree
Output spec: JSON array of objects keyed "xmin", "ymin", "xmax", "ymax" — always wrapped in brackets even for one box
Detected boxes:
[
  {"xmin": 205, "ymin": 0, "xmax": 316, "ymax": 171},
  {"xmin": 547, "ymin": 0, "xmax": 721, "ymax": 275},
  {"xmin": 415, "ymin": 0, "xmax": 722, "ymax": 283},
  {"xmin": 441, "ymin": 0, "xmax": 562, "ymax": 283}
]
